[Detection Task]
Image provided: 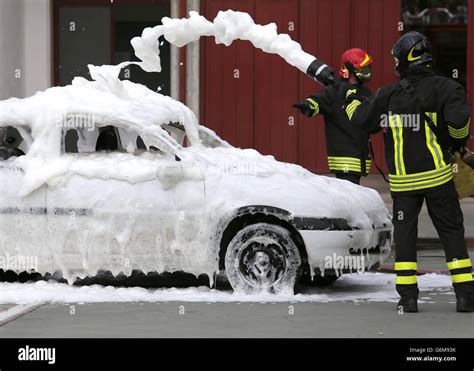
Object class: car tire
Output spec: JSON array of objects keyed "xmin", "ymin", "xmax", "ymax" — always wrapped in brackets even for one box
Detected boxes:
[
  {"xmin": 299, "ymin": 274, "xmax": 339, "ymax": 286},
  {"xmin": 224, "ymin": 223, "xmax": 301, "ymax": 295}
]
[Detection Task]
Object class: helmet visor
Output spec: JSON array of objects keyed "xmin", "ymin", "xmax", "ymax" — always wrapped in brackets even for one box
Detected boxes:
[{"xmin": 354, "ymin": 65, "xmax": 372, "ymax": 82}]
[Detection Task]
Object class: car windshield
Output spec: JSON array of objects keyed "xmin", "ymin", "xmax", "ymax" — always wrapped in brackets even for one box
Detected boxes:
[{"xmin": 162, "ymin": 122, "xmax": 232, "ymax": 150}]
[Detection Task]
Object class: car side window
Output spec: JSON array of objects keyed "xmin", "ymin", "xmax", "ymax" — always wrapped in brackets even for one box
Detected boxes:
[
  {"xmin": 63, "ymin": 126, "xmax": 99, "ymax": 154},
  {"xmin": 162, "ymin": 122, "xmax": 186, "ymax": 147},
  {"xmin": 63, "ymin": 126, "xmax": 121, "ymax": 154},
  {"xmin": 0, "ymin": 126, "xmax": 29, "ymax": 160},
  {"xmin": 64, "ymin": 129, "xmax": 79, "ymax": 153},
  {"xmin": 118, "ymin": 127, "xmax": 165, "ymax": 156},
  {"xmin": 96, "ymin": 126, "xmax": 119, "ymax": 151},
  {"xmin": 62, "ymin": 125, "xmax": 166, "ymax": 156}
]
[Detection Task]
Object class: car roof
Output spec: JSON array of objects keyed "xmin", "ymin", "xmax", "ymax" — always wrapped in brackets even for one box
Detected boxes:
[{"xmin": 0, "ymin": 67, "xmax": 201, "ymax": 154}]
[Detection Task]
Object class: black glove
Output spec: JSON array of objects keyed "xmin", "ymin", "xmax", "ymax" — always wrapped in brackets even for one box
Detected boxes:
[
  {"xmin": 293, "ymin": 101, "xmax": 316, "ymax": 117},
  {"xmin": 460, "ymin": 147, "xmax": 474, "ymax": 169}
]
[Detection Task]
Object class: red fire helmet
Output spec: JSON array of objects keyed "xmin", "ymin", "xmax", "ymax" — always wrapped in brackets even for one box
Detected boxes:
[{"xmin": 339, "ymin": 48, "xmax": 373, "ymax": 79}]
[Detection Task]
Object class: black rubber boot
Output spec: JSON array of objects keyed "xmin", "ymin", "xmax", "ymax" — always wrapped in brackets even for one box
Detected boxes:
[
  {"xmin": 456, "ymin": 296, "xmax": 474, "ymax": 312},
  {"xmin": 397, "ymin": 297, "xmax": 418, "ymax": 313},
  {"xmin": 454, "ymin": 282, "xmax": 474, "ymax": 313}
]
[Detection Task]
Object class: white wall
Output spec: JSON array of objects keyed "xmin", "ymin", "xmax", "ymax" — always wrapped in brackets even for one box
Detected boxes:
[
  {"xmin": 0, "ymin": 0, "xmax": 25, "ymax": 99},
  {"xmin": 24, "ymin": 0, "xmax": 51, "ymax": 98},
  {"xmin": 0, "ymin": 0, "xmax": 51, "ymax": 100}
]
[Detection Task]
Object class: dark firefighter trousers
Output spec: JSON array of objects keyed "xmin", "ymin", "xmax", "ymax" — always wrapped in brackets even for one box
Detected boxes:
[
  {"xmin": 392, "ymin": 180, "xmax": 474, "ymax": 298},
  {"xmin": 335, "ymin": 173, "xmax": 361, "ymax": 185}
]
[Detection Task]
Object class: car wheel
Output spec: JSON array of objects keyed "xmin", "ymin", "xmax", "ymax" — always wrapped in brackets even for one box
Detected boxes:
[
  {"xmin": 299, "ymin": 274, "xmax": 339, "ymax": 286},
  {"xmin": 224, "ymin": 223, "xmax": 301, "ymax": 294}
]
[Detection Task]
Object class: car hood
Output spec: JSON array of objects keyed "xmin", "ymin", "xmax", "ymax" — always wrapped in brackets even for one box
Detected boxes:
[{"xmin": 185, "ymin": 146, "xmax": 391, "ymax": 230}]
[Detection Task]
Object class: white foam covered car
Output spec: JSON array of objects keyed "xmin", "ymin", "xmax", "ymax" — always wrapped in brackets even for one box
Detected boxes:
[{"xmin": 0, "ymin": 66, "xmax": 392, "ymax": 294}]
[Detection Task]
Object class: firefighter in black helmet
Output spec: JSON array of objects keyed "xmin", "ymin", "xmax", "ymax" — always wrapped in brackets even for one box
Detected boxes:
[
  {"xmin": 293, "ymin": 48, "xmax": 374, "ymax": 185},
  {"xmin": 345, "ymin": 31, "xmax": 474, "ymax": 312}
]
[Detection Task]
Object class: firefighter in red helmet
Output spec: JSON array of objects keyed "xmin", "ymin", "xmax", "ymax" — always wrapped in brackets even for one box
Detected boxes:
[{"xmin": 293, "ymin": 48, "xmax": 373, "ymax": 184}]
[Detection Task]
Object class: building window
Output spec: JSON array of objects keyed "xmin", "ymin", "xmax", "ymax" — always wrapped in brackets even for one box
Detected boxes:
[
  {"xmin": 53, "ymin": 0, "xmax": 171, "ymax": 95},
  {"xmin": 402, "ymin": 0, "xmax": 468, "ymax": 88}
]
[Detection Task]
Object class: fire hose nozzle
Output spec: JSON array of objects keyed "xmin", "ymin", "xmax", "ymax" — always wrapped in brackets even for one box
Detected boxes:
[{"xmin": 306, "ymin": 59, "xmax": 336, "ymax": 86}]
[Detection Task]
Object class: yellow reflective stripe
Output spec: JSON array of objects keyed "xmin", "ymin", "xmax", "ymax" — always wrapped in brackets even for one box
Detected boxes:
[
  {"xmin": 389, "ymin": 168, "xmax": 452, "ymax": 187},
  {"xmin": 330, "ymin": 167, "xmax": 361, "ymax": 172},
  {"xmin": 346, "ymin": 100, "xmax": 361, "ymax": 120},
  {"xmin": 448, "ymin": 126, "xmax": 469, "ymax": 138},
  {"xmin": 390, "ymin": 115, "xmax": 406, "ymax": 175},
  {"xmin": 447, "ymin": 258, "xmax": 472, "ymax": 270},
  {"xmin": 306, "ymin": 98, "xmax": 320, "ymax": 117},
  {"xmin": 346, "ymin": 89, "xmax": 357, "ymax": 98},
  {"xmin": 328, "ymin": 161, "xmax": 360, "ymax": 167},
  {"xmin": 360, "ymin": 53, "xmax": 371, "ymax": 67},
  {"xmin": 448, "ymin": 119, "xmax": 470, "ymax": 139},
  {"xmin": 328, "ymin": 158, "xmax": 371, "ymax": 174},
  {"xmin": 347, "ymin": 106, "xmax": 356, "ymax": 119},
  {"xmin": 448, "ymin": 128, "xmax": 470, "ymax": 139},
  {"xmin": 328, "ymin": 157, "xmax": 371, "ymax": 173},
  {"xmin": 428, "ymin": 113, "xmax": 446, "ymax": 167},
  {"xmin": 346, "ymin": 100, "xmax": 361, "ymax": 112},
  {"xmin": 397, "ymin": 115, "xmax": 406, "ymax": 175},
  {"xmin": 366, "ymin": 160, "xmax": 372, "ymax": 173},
  {"xmin": 389, "ymin": 164, "xmax": 452, "ymax": 182},
  {"xmin": 329, "ymin": 163, "xmax": 361, "ymax": 168},
  {"xmin": 451, "ymin": 273, "xmax": 474, "ymax": 284},
  {"xmin": 390, "ymin": 172, "xmax": 453, "ymax": 192},
  {"xmin": 328, "ymin": 164, "xmax": 360, "ymax": 168},
  {"xmin": 425, "ymin": 113, "xmax": 446, "ymax": 169},
  {"xmin": 396, "ymin": 276, "xmax": 417, "ymax": 285},
  {"xmin": 395, "ymin": 262, "xmax": 417, "ymax": 271},
  {"xmin": 328, "ymin": 156, "xmax": 361, "ymax": 163},
  {"xmin": 328, "ymin": 160, "xmax": 360, "ymax": 165},
  {"xmin": 407, "ymin": 46, "xmax": 422, "ymax": 62},
  {"xmin": 329, "ymin": 165, "xmax": 362, "ymax": 172}
]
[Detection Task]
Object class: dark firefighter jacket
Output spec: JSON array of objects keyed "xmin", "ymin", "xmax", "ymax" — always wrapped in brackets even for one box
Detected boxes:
[
  {"xmin": 346, "ymin": 65, "xmax": 471, "ymax": 193},
  {"xmin": 305, "ymin": 78, "xmax": 372, "ymax": 176}
]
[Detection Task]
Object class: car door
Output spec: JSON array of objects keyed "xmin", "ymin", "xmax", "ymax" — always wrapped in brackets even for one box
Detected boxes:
[
  {"xmin": 45, "ymin": 124, "xmax": 206, "ymax": 280},
  {"xmin": 0, "ymin": 126, "xmax": 47, "ymax": 274}
]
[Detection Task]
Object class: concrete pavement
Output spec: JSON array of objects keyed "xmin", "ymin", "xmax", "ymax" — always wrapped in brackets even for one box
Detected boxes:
[
  {"xmin": 0, "ymin": 292, "xmax": 472, "ymax": 338},
  {"xmin": 0, "ymin": 249, "xmax": 473, "ymax": 338}
]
